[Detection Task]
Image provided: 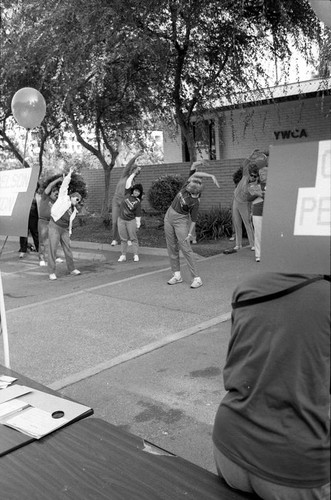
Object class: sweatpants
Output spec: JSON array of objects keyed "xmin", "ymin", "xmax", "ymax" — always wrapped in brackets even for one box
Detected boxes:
[
  {"xmin": 164, "ymin": 207, "xmax": 199, "ymax": 279},
  {"xmin": 213, "ymin": 446, "xmax": 330, "ymax": 500},
  {"xmin": 118, "ymin": 218, "xmax": 139, "ymax": 255},
  {"xmin": 48, "ymin": 220, "xmax": 75, "ymax": 274},
  {"xmin": 232, "ymin": 199, "xmax": 254, "ymax": 248}
]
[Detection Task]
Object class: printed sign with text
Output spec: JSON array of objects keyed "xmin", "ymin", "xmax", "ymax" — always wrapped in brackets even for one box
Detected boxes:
[{"xmin": 261, "ymin": 140, "xmax": 330, "ymax": 274}]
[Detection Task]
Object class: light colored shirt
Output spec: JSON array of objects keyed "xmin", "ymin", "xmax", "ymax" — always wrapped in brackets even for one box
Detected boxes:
[{"xmin": 50, "ymin": 172, "xmax": 77, "ymax": 235}]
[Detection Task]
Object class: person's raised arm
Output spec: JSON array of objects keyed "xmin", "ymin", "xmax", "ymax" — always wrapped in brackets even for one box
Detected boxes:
[
  {"xmin": 190, "ymin": 171, "xmax": 220, "ymax": 188},
  {"xmin": 121, "ymin": 151, "xmax": 143, "ymax": 178},
  {"xmin": 58, "ymin": 169, "xmax": 73, "ymax": 198},
  {"xmin": 44, "ymin": 177, "xmax": 61, "ymax": 195}
]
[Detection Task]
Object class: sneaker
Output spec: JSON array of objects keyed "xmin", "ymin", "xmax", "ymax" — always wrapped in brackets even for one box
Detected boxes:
[
  {"xmin": 70, "ymin": 269, "xmax": 81, "ymax": 276},
  {"xmin": 233, "ymin": 245, "xmax": 242, "ymax": 251},
  {"xmin": 191, "ymin": 277, "xmax": 203, "ymax": 289},
  {"xmin": 111, "ymin": 240, "xmax": 118, "ymax": 246},
  {"xmin": 167, "ymin": 275, "xmax": 183, "ymax": 285},
  {"xmin": 133, "ymin": 255, "xmax": 139, "ymax": 262},
  {"xmin": 55, "ymin": 257, "xmax": 64, "ymax": 263},
  {"xmin": 118, "ymin": 255, "xmax": 126, "ymax": 262},
  {"xmin": 49, "ymin": 274, "xmax": 57, "ymax": 281},
  {"xmin": 128, "ymin": 240, "xmax": 132, "ymax": 246},
  {"xmin": 251, "ymin": 246, "xmax": 255, "ymax": 251},
  {"xmin": 192, "ymin": 239, "xmax": 197, "ymax": 244},
  {"xmin": 19, "ymin": 252, "xmax": 25, "ymax": 259},
  {"xmin": 39, "ymin": 260, "xmax": 47, "ymax": 267},
  {"xmin": 256, "ymin": 257, "xmax": 260, "ymax": 262},
  {"xmin": 229, "ymin": 236, "xmax": 235, "ymax": 241}
]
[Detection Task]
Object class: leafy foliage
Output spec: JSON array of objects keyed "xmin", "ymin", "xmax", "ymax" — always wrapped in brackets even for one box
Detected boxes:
[
  {"xmin": 148, "ymin": 174, "xmax": 185, "ymax": 216},
  {"xmin": 196, "ymin": 206, "xmax": 232, "ymax": 241}
]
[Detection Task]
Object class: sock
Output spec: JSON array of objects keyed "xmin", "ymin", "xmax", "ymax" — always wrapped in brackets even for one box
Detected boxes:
[{"xmin": 174, "ymin": 271, "xmax": 181, "ymax": 279}]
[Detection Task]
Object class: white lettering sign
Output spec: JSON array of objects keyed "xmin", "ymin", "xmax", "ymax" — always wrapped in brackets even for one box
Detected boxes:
[
  {"xmin": 0, "ymin": 168, "xmax": 32, "ymax": 216},
  {"xmin": 294, "ymin": 141, "xmax": 331, "ymax": 236}
]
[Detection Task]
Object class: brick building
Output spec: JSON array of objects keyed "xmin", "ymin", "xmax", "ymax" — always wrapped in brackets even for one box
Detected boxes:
[{"xmin": 83, "ymin": 78, "xmax": 331, "ymax": 215}]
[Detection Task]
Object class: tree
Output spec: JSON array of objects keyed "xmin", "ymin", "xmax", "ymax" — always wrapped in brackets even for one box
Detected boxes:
[
  {"xmin": 0, "ymin": 0, "xmax": 158, "ymax": 219},
  {"xmin": 115, "ymin": 0, "xmax": 323, "ymax": 160}
]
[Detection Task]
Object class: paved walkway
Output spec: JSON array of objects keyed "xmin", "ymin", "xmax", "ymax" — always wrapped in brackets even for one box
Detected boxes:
[{"xmin": 0, "ymin": 236, "xmax": 263, "ymax": 472}]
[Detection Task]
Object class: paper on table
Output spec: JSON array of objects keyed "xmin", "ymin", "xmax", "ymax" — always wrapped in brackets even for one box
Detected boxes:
[
  {"xmin": 5, "ymin": 407, "xmax": 69, "ymax": 439},
  {"xmin": 0, "ymin": 399, "xmax": 29, "ymax": 419},
  {"xmin": 0, "ymin": 385, "xmax": 32, "ymax": 404},
  {"xmin": 0, "ymin": 375, "xmax": 17, "ymax": 390},
  {"xmin": 0, "ymin": 375, "xmax": 17, "ymax": 384}
]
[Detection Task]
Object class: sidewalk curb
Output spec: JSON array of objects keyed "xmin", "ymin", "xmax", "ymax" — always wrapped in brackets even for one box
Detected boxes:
[{"xmin": 0, "ymin": 236, "xmax": 169, "ymax": 258}]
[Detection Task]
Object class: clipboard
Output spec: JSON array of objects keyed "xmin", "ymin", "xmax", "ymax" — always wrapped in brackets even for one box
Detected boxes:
[{"xmin": 0, "ymin": 385, "xmax": 93, "ymax": 456}]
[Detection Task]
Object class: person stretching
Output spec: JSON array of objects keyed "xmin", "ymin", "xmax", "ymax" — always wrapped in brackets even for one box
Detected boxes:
[
  {"xmin": 164, "ymin": 163, "xmax": 220, "ymax": 289},
  {"xmin": 117, "ymin": 184, "xmax": 144, "ymax": 263},
  {"xmin": 110, "ymin": 152, "xmax": 143, "ymax": 246},
  {"xmin": 47, "ymin": 168, "xmax": 82, "ymax": 281}
]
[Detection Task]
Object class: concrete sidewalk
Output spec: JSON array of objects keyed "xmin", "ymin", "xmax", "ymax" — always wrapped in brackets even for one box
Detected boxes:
[{"xmin": 0, "ymin": 236, "xmax": 262, "ymax": 472}]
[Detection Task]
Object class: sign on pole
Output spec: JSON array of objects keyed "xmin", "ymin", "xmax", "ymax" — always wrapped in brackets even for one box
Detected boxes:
[
  {"xmin": 0, "ymin": 164, "xmax": 39, "ymax": 367},
  {"xmin": 0, "ymin": 165, "xmax": 39, "ymax": 236}
]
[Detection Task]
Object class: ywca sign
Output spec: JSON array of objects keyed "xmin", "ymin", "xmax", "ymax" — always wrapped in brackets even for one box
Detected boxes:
[
  {"xmin": 274, "ymin": 129, "xmax": 307, "ymax": 140},
  {"xmin": 261, "ymin": 140, "xmax": 330, "ymax": 274}
]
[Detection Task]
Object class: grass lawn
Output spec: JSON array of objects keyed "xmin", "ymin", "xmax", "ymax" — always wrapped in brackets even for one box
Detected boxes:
[{"xmin": 72, "ymin": 214, "xmax": 244, "ymax": 258}]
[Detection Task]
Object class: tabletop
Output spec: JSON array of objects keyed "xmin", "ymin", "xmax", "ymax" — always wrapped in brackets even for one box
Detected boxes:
[{"xmin": 0, "ymin": 416, "xmax": 257, "ymax": 500}]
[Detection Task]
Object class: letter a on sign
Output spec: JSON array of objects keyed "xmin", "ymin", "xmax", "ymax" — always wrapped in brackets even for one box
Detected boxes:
[{"xmin": 260, "ymin": 140, "xmax": 330, "ymax": 274}]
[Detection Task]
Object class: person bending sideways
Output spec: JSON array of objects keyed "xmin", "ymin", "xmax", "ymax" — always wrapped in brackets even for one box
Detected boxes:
[
  {"xmin": 110, "ymin": 152, "xmax": 143, "ymax": 246},
  {"xmin": 47, "ymin": 168, "xmax": 82, "ymax": 281},
  {"xmin": 164, "ymin": 163, "xmax": 220, "ymax": 289},
  {"xmin": 38, "ymin": 176, "xmax": 63, "ymax": 266},
  {"xmin": 213, "ymin": 272, "xmax": 330, "ymax": 500},
  {"xmin": 117, "ymin": 183, "xmax": 144, "ymax": 263}
]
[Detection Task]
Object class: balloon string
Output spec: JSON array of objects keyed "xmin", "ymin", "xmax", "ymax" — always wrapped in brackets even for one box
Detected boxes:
[{"xmin": 22, "ymin": 128, "xmax": 30, "ymax": 168}]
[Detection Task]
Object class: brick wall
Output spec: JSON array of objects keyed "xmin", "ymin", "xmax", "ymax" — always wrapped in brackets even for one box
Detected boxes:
[
  {"xmin": 82, "ymin": 159, "xmax": 243, "ymax": 215},
  {"xmin": 220, "ymin": 96, "xmax": 331, "ymax": 159}
]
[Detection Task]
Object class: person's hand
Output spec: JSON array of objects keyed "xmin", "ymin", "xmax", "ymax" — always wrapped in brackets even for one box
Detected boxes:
[
  {"xmin": 212, "ymin": 175, "xmax": 220, "ymax": 188},
  {"xmin": 191, "ymin": 160, "xmax": 203, "ymax": 169}
]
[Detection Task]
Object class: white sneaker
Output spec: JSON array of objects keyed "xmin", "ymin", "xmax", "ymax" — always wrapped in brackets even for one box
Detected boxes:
[
  {"xmin": 56, "ymin": 257, "xmax": 64, "ymax": 263},
  {"xmin": 39, "ymin": 260, "xmax": 47, "ymax": 267},
  {"xmin": 49, "ymin": 274, "xmax": 57, "ymax": 281},
  {"xmin": 118, "ymin": 255, "xmax": 126, "ymax": 262},
  {"xmin": 70, "ymin": 269, "xmax": 81, "ymax": 276},
  {"xmin": 19, "ymin": 252, "xmax": 25, "ymax": 259},
  {"xmin": 128, "ymin": 240, "xmax": 132, "ymax": 246},
  {"xmin": 251, "ymin": 246, "xmax": 255, "ymax": 251},
  {"xmin": 167, "ymin": 275, "xmax": 183, "ymax": 285},
  {"xmin": 111, "ymin": 240, "xmax": 118, "ymax": 246},
  {"xmin": 256, "ymin": 257, "xmax": 260, "ymax": 262},
  {"xmin": 229, "ymin": 236, "xmax": 235, "ymax": 241},
  {"xmin": 233, "ymin": 245, "xmax": 242, "ymax": 251},
  {"xmin": 133, "ymin": 255, "xmax": 139, "ymax": 262},
  {"xmin": 191, "ymin": 277, "xmax": 203, "ymax": 289}
]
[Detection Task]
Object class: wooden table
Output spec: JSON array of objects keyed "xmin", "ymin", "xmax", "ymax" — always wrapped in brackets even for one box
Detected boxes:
[{"xmin": 0, "ymin": 417, "xmax": 257, "ymax": 499}]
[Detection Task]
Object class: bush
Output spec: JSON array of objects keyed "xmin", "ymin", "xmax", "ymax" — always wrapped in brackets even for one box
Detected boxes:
[
  {"xmin": 196, "ymin": 206, "xmax": 232, "ymax": 241},
  {"xmin": 148, "ymin": 174, "xmax": 185, "ymax": 216}
]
